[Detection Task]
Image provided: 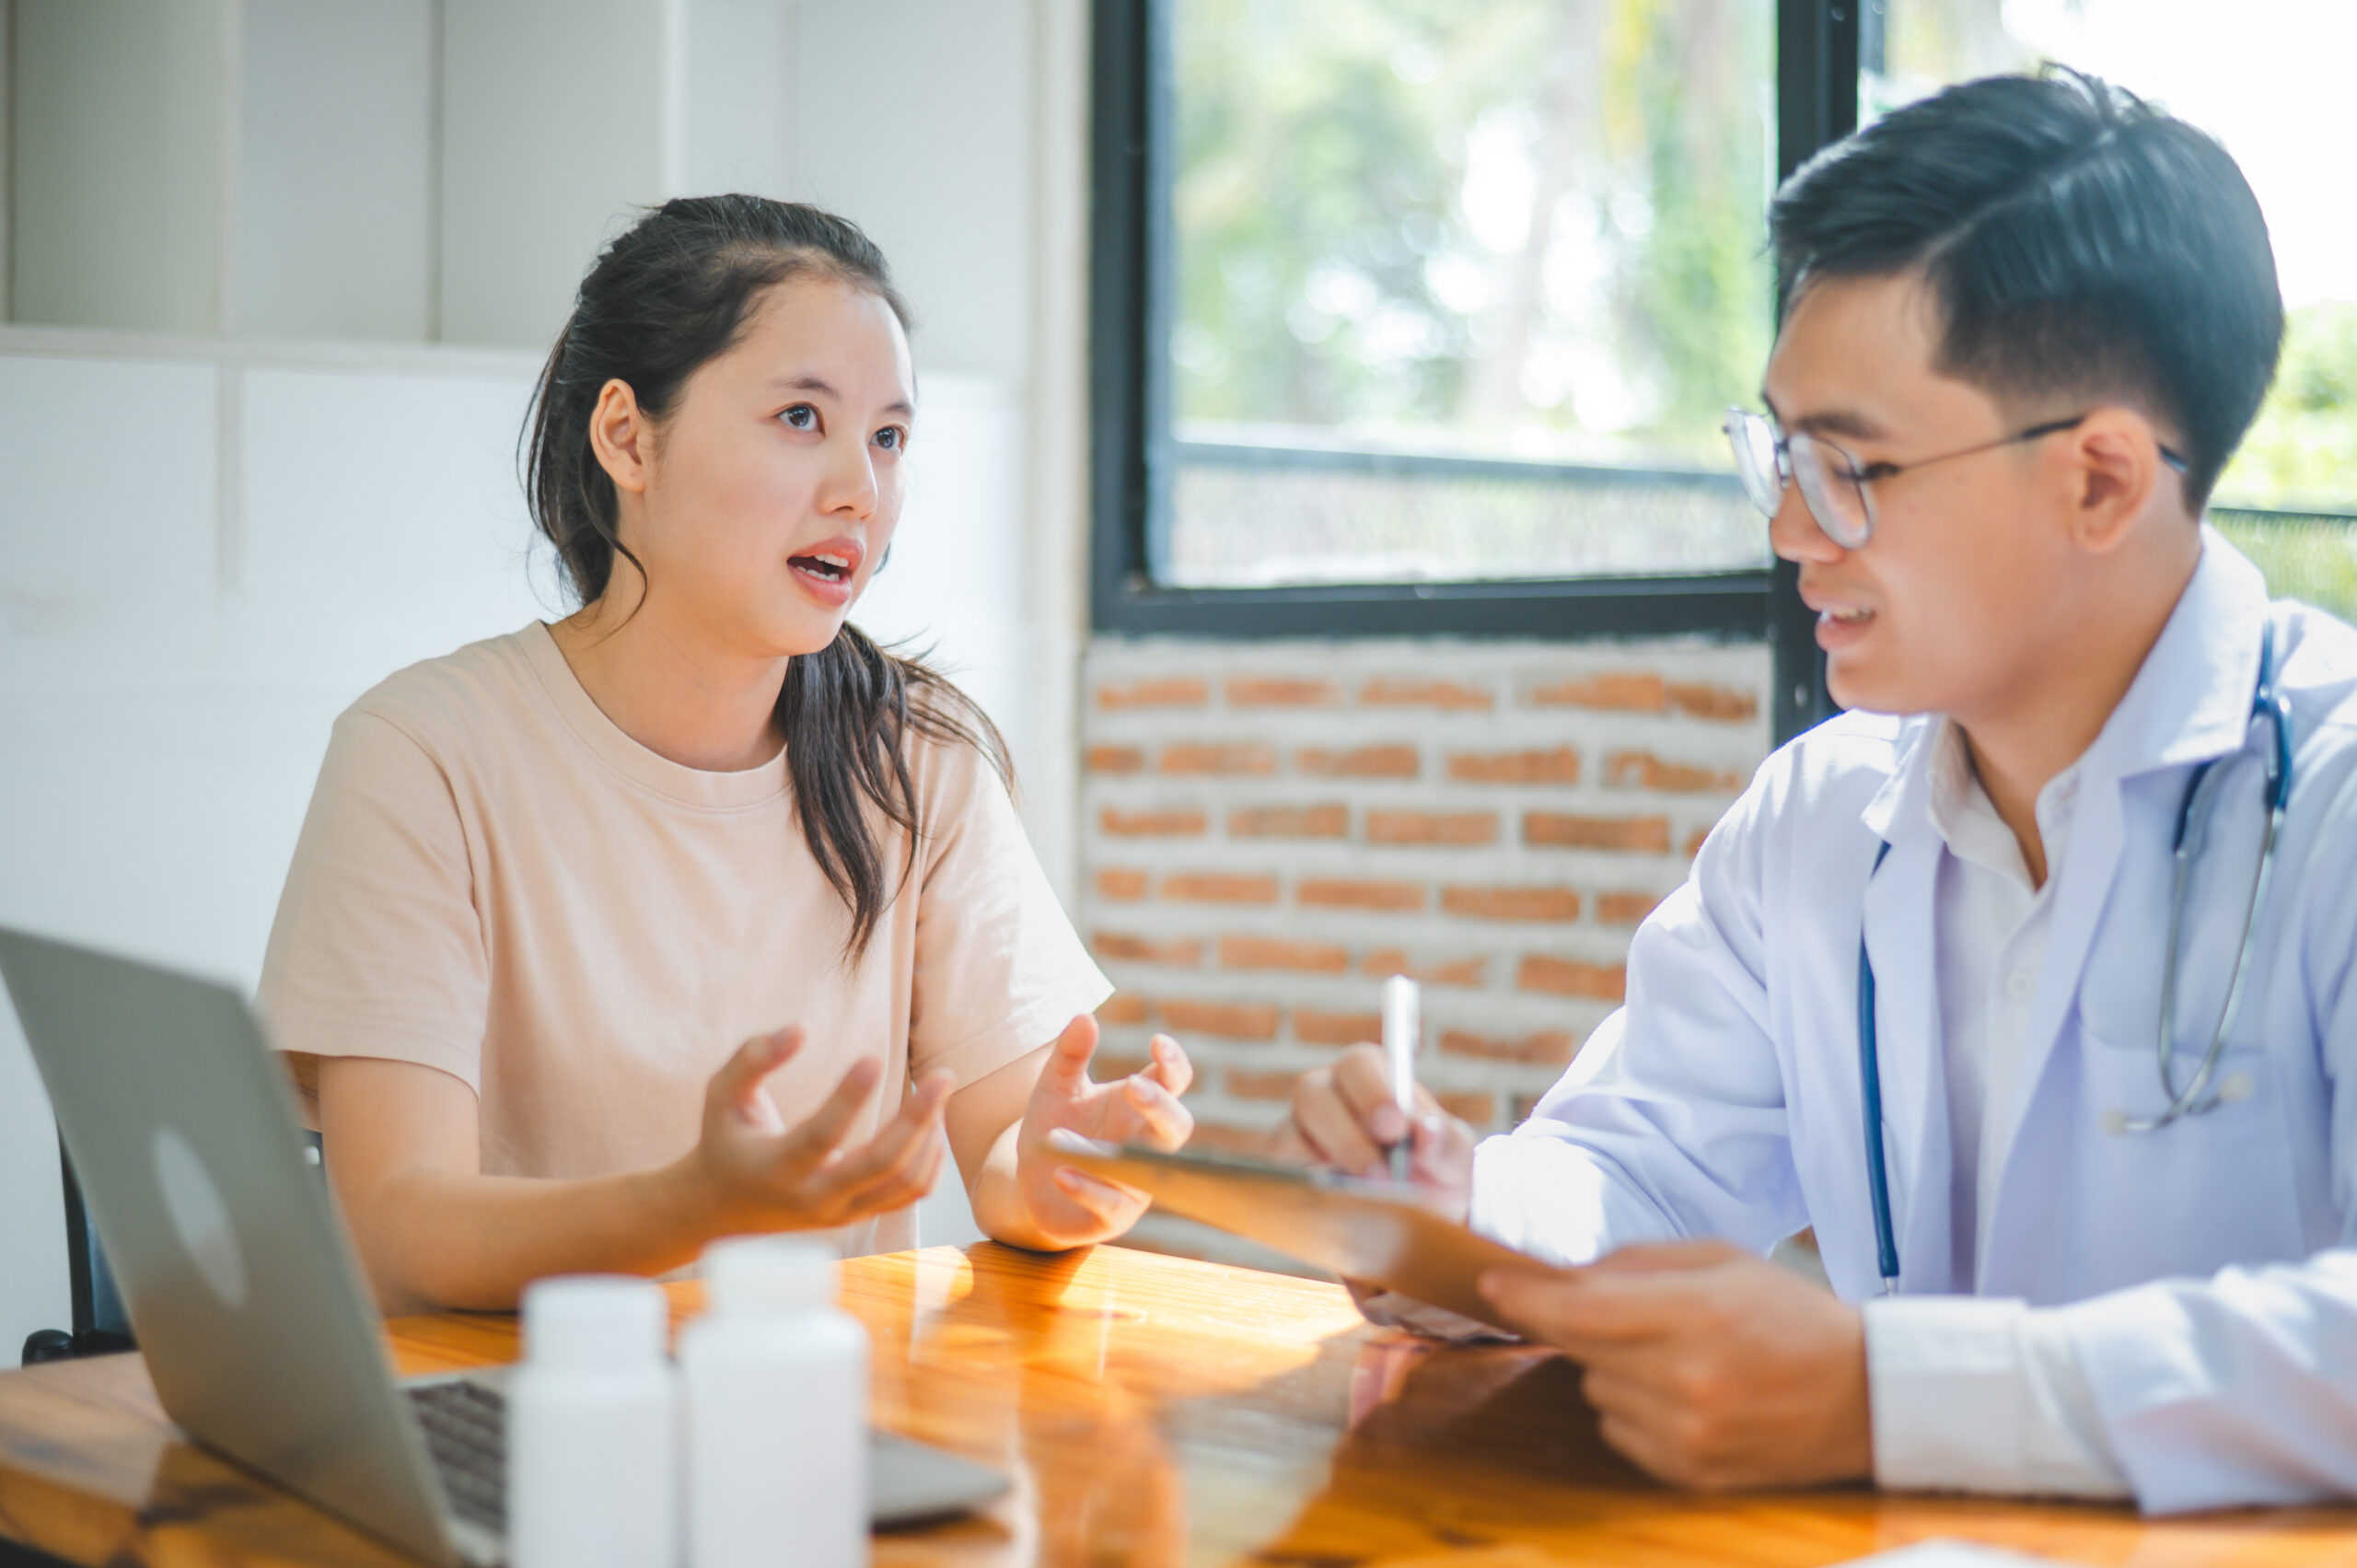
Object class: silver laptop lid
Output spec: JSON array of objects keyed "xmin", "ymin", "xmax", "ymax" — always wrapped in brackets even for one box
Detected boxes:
[{"xmin": 0, "ymin": 926, "xmax": 462, "ymax": 1567}]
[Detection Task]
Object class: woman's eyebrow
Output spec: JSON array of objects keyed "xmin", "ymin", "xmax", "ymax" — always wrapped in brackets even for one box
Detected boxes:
[{"xmin": 768, "ymin": 373, "xmax": 912, "ymax": 418}]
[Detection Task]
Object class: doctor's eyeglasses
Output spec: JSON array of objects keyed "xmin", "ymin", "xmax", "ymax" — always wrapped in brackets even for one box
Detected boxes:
[{"xmin": 1720, "ymin": 408, "xmax": 2190, "ymax": 550}]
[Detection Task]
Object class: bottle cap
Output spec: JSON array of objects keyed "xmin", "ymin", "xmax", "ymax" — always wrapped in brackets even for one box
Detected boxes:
[
  {"xmin": 522, "ymin": 1275, "xmax": 668, "ymax": 1369},
  {"xmin": 703, "ymin": 1236, "xmax": 836, "ymax": 1315}
]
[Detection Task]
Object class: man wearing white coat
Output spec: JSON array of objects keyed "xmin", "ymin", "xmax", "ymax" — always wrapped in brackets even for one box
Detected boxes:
[{"xmin": 1277, "ymin": 68, "xmax": 2356, "ymax": 1513}]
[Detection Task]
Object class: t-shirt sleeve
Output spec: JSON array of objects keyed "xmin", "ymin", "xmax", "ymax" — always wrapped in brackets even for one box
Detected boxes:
[
  {"xmin": 258, "ymin": 707, "xmax": 491, "ymax": 1117},
  {"xmin": 905, "ymin": 738, "xmax": 1111, "ymax": 1090}
]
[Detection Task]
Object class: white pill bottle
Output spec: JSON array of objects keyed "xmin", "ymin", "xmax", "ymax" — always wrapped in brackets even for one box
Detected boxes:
[
  {"xmin": 680, "ymin": 1237, "xmax": 871, "ymax": 1568},
  {"xmin": 508, "ymin": 1274, "xmax": 680, "ymax": 1568}
]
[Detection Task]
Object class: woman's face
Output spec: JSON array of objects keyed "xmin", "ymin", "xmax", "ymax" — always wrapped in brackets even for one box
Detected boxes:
[{"xmin": 626, "ymin": 274, "xmax": 915, "ymax": 659}]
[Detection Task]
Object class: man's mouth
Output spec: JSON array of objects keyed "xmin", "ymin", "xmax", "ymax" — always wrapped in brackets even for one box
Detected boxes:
[{"xmin": 1817, "ymin": 605, "xmax": 1874, "ymax": 626}]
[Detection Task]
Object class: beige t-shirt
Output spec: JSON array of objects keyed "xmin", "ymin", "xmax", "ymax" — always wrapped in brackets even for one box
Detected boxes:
[{"xmin": 258, "ymin": 623, "xmax": 1108, "ymax": 1257}]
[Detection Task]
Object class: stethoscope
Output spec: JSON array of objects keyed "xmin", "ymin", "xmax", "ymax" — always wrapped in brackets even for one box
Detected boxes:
[{"xmin": 1856, "ymin": 623, "xmax": 2293, "ymax": 1295}]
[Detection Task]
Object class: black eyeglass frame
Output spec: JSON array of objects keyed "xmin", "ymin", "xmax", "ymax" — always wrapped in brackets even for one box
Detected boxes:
[{"xmin": 1723, "ymin": 407, "xmax": 2193, "ymax": 549}]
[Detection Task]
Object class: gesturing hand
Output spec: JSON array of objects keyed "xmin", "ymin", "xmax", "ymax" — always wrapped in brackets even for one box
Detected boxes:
[
  {"xmin": 1013, "ymin": 1016, "xmax": 1193, "ymax": 1249},
  {"xmin": 683, "ymin": 1026, "xmax": 954, "ymax": 1237},
  {"xmin": 1479, "ymin": 1240, "xmax": 1873, "ymax": 1491}
]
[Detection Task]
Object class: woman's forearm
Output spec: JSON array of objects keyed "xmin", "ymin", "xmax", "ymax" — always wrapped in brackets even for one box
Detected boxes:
[
  {"xmin": 356, "ymin": 1156, "xmax": 715, "ymax": 1314},
  {"xmin": 968, "ymin": 1121, "xmax": 1062, "ymax": 1251}
]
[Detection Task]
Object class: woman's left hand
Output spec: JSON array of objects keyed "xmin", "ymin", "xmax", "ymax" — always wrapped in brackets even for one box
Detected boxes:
[{"xmin": 1012, "ymin": 1015, "xmax": 1193, "ymax": 1249}]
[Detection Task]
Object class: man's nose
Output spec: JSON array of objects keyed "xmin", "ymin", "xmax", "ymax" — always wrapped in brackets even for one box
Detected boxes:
[{"xmin": 1767, "ymin": 482, "xmax": 1843, "ymax": 565}]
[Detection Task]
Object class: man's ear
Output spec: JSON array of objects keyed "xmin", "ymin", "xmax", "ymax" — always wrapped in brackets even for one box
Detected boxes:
[
  {"xmin": 587, "ymin": 378, "xmax": 653, "ymax": 495},
  {"xmin": 2062, "ymin": 407, "xmax": 2170, "ymax": 556}
]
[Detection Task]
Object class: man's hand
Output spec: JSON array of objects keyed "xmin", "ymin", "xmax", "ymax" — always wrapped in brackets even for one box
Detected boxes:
[
  {"xmin": 682, "ymin": 1026, "xmax": 954, "ymax": 1235},
  {"xmin": 1270, "ymin": 1042, "xmax": 1476, "ymax": 1220},
  {"xmin": 1480, "ymin": 1240, "xmax": 1873, "ymax": 1491},
  {"xmin": 1011, "ymin": 1015, "xmax": 1193, "ymax": 1249}
]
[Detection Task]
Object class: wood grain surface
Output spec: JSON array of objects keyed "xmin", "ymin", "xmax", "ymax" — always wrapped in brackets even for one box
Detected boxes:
[{"xmin": 0, "ymin": 1242, "xmax": 2350, "ymax": 1567}]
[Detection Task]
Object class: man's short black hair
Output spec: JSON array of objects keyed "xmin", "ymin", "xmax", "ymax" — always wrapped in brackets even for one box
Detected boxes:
[{"xmin": 1770, "ymin": 67, "xmax": 2282, "ymax": 508}]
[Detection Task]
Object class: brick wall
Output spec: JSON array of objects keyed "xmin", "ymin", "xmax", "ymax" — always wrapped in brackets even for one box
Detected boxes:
[{"xmin": 1077, "ymin": 637, "xmax": 1773, "ymax": 1260}]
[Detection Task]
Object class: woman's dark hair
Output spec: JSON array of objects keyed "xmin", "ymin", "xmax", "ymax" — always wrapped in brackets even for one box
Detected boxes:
[
  {"xmin": 1770, "ymin": 67, "xmax": 2282, "ymax": 509},
  {"xmin": 525, "ymin": 194, "xmax": 1009, "ymax": 958}
]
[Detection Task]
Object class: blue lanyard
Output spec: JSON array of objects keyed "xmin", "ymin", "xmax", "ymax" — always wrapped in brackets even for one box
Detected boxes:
[{"xmin": 1854, "ymin": 623, "xmax": 2287, "ymax": 1296}]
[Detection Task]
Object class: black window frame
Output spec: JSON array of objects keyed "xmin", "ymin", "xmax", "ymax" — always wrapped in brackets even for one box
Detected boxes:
[{"xmin": 1089, "ymin": 0, "xmax": 1862, "ymax": 742}]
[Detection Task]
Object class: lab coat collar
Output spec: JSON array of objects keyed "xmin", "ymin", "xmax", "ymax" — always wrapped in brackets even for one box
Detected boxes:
[{"xmin": 2086, "ymin": 525, "xmax": 2271, "ymax": 784}]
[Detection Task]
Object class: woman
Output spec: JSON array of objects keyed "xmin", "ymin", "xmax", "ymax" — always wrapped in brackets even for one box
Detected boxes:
[{"xmin": 259, "ymin": 197, "xmax": 1191, "ymax": 1311}]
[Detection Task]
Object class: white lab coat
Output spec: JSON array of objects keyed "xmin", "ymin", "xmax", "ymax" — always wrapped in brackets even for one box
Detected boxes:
[{"xmin": 1471, "ymin": 532, "xmax": 2357, "ymax": 1513}]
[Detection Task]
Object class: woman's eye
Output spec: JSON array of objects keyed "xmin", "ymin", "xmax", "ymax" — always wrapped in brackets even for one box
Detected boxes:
[
  {"xmin": 779, "ymin": 403, "xmax": 819, "ymax": 431},
  {"xmin": 1856, "ymin": 462, "xmax": 1899, "ymax": 482},
  {"xmin": 873, "ymin": 425, "xmax": 906, "ymax": 452}
]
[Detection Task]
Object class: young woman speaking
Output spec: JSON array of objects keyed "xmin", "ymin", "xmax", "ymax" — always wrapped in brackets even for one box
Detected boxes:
[{"xmin": 260, "ymin": 197, "xmax": 1190, "ymax": 1311}]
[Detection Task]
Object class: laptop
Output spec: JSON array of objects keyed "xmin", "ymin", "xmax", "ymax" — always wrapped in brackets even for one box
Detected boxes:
[{"xmin": 0, "ymin": 926, "xmax": 1007, "ymax": 1567}]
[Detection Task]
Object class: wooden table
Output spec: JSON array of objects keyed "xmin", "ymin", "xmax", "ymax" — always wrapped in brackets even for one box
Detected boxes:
[{"xmin": 0, "ymin": 1243, "xmax": 2351, "ymax": 1567}]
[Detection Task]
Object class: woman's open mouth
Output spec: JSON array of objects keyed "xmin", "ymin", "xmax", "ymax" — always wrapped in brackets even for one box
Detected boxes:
[
  {"xmin": 790, "ymin": 552, "xmax": 853, "ymax": 583},
  {"xmin": 787, "ymin": 537, "xmax": 865, "ymax": 604}
]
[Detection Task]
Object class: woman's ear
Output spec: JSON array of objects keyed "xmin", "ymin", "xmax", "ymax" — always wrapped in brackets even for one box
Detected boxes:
[
  {"xmin": 586, "ymin": 378, "xmax": 653, "ymax": 494},
  {"xmin": 2064, "ymin": 407, "xmax": 2167, "ymax": 556}
]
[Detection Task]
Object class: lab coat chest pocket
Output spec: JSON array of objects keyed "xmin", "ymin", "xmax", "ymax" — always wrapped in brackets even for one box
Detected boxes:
[{"xmin": 2062, "ymin": 1001, "xmax": 2306, "ymax": 1286}]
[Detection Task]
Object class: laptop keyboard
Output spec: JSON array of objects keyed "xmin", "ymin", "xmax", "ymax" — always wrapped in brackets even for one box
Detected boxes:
[{"xmin": 407, "ymin": 1379, "xmax": 507, "ymax": 1533}]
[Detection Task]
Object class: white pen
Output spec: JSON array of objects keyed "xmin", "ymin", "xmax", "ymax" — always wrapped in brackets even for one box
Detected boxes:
[{"xmin": 1380, "ymin": 974, "xmax": 1420, "ymax": 1180}]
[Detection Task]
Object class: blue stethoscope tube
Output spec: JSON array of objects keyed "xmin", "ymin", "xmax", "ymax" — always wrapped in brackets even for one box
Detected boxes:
[{"xmin": 1855, "ymin": 623, "xmax": 2291, "ymax": 1296}]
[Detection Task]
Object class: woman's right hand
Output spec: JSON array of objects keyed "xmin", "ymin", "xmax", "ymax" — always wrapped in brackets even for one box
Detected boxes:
[
  {"xmin": 1269, "ymin": 1043, "xmax": 1477, "ymax": 1224},
  {"xmin": 679, "ymin": 1026, "xmax": 954, "ymax": 1236}
]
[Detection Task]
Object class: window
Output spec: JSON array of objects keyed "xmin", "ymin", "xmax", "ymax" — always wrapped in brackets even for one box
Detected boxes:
[
  {"xmin": 1865, "ymin": 0, "xmax": 2357, "ymax": 621},
  {"xmin": 1166, "ymin": 0, "xmax": 1775, "ymax": 588},
  {"xmin": 1093, "ymin": 3, "xmax": 1852, "ymax": 740}
]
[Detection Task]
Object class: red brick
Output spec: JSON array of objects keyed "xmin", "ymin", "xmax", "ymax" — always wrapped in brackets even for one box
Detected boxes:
[
  {"xmin": 1666, "ymin": 680, "xmax": 1759, "ymax": 723},
  {"xmin": 1226, "ymin": 677, "xmax": 1337, "ymax": 707},
  {"xmin": 1160, "ymin": 742, "xmax": 1277, "ymax": 775},
  {"xmin": 1163, "ymin": 872, "xmax": 1280, "ymax": 905},
  {"xmin": 1093, "ymin": 931, "xmax": 1203, "ymax": 966},
  {"xmin": 1095, "ymin": 867, "xmax": 1150, "ymax": 900},
  {"xmin": 1527, "ymin": 672, "xmax": 1666, "ymax": 712},
  {"xmin": 1086, "ymin": 745, "xmax": 1145, "ymax": 774},
  {"xmin": 1099, "ymin": 807, "xmax": 1208, "ymax": 838},
  {"xmin": 1440, "ymin": 886, "xmax": 1583, "ymax": 923},
  {"xmin": 1296, "ymin": 744, "xmax": 1421, "ymax": 779},
  {"xmin": 1294, "ymin": 1008, "xmax": 1383, "ymax": 1046},
  {"xmin": 1685, "ymin": 827, "xmax": 1713, "ymax": 860},
  {"xmin": 1228, "ymin": 804, "xmax": 1349, "ymax": 839},
  {"xmin": 1510, "ymin": 1091, "xmax": 1549, "ymax": 1125},
  {"xmin": 1224, "ymin": 1066, "xmax": 1299, "ymax": 1100},
  {"xmin": 1524, "ymin": 811, "xmax": 1672, "ymax": 854},
  {"xmin": 1440, "ymin": 1028, "xmax": 1577, "ymax": 1065},
  {"xmin": 1366, "ymin": 809, "xmax": 1499, "ymax": 847},
  {"xmin": 1363, "ymin": 949, "xmax": 1489, "ymax": 988},
  {"xmin": 1217, "ymin": 935, "xmax": 1350, "ymax": 974},
  {"xmin": 1446, "ymin": 747, "xmax": 1582, "ymax": 785},
  {"xmin": 1605, "ymin": 749, "xmax": 1744, "ymax": 794},
  {"xmin": 1516, "ymin": 954, "xmax": 1628, "ymax": 1001},
  {"xmin": 1188, "ymin": 1121, "xmax": 1274, "ymax": 1156},
  {"xmin": 1161, "ymin": 998, "xmax": 1281, "ymax": 1040},
  {"xmin": 1097, "ymin": 993, "xmax": 1151, "ymax": 1026},
  {"xmin": 1097, "ymin": 676, "xmax": 1208, "ymax": 710},
  {"xmin": 1359, "ymin": 677, "xmax": 1494, "ymax": 711},
  {"xmin": 1437, "ymin": 1090, "xmax": 1499, "ymax": 1129},
  {"xmin": 1596, "ymin": 889, "xmax": 1664, "ymax": 926},
  {"xmin": 1093, "ymin": 1052, "xmax": 1150, "ymax": 1081},
  {"xmin": 1299, "ymin": 878, "xmax": 1425, "ymax": 912}
]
